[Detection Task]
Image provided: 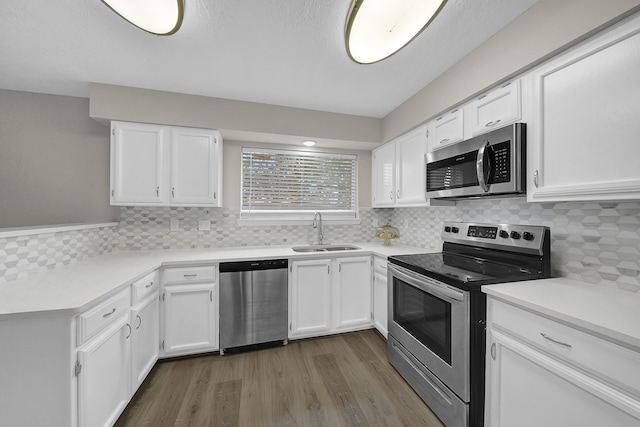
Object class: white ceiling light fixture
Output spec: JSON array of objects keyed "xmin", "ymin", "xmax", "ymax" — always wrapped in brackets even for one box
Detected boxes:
[
  {"xmin": 345, "ymin": 0, "xmax": 447, "ymax": 64},
  {"xmin": 302, "ymin": 140, "xmax": 317, "ymax": 147},
  {"xmin": 101, "ymin": 0, "xmax": 184, "ymax": 35}
]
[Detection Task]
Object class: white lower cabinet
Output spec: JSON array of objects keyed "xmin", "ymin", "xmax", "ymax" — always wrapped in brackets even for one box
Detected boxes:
[
  {"xmin": 77, "ymin": 314, "xmax": 131, "ymax": 427},
  {"xmin": 289, "ymin": 256, "xmax": 372, "ymax": 339},
  {"xmin": 131, "ymin": 292, "xmax": 159, "ymax": 390},
  {"xmin": 160, "ymin": 265, "xmax": 218, "ymax": 358},
  {"xmin": 485, "ymin": 297, "xmax": 640, "ymax": 427},
  {"xmin": 372, "ymin": 255, "xmax": 388, "ymax": 338}
]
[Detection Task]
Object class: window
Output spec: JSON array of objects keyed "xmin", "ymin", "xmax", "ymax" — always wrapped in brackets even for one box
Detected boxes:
[{"xmin": 241, "ymin": 147, "xmax": 357, "ymax": 222}]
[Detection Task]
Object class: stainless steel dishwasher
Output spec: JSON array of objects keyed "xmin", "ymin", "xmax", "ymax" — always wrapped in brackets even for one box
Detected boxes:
[{"xmin": 219, "ymin": 259, "xmax": 288, "ymax": 354}]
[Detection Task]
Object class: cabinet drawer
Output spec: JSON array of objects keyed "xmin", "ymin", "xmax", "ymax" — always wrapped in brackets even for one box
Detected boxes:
[
  {"xmin": 490, "ymin": 298, "xmax": 640, "ymax": 393},
  {"xmin": 77, "ymin": 288, "xmax": 130, "ymax": 345},
  {"xmin": 132, "ymin": 270, "xmax": 159, "ymax": 303},
  {"xmin": 373, "ymin": 256, "xmax": 388, "ymax": 275},
  {"xmin": 163, "ymin": 265, "xmax": 216, "ymax": 285}
]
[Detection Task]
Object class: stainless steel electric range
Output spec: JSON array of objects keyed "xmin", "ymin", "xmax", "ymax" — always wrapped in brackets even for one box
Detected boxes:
[{"xmin": 387, "ymin": 221, "xmax": 551, "ymax": 427}]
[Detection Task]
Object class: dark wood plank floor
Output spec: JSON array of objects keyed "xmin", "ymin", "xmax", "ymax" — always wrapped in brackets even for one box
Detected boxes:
[{"xmin": 115, "ymin": 330, "xmax": 444, "ymax": 427}]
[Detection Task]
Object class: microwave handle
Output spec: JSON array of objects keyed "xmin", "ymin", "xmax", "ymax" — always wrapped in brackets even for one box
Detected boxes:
[{"xmin": 476, "ymin": 141, "xmax": 491, "ymax": 192}]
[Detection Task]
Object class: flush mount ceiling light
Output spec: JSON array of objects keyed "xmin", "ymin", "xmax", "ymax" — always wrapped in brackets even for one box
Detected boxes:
[
  {"xmin": 101, "ymin": 0, "xmax": 184, "ymax": 35},
  {"xmin": 302, "ymin": 140, "xmax": 317, "ymax": 147},
  {"xmin": 345, "ymin": 0, "xmax": 447, "ymax": 64}
]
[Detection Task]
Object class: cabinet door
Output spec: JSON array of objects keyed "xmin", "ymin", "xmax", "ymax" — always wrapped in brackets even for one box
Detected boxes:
[
  {"xmin": 372, "ymin": 142, "xmax": 396, "ymax": 207},
  {"xmin": 289, "ymin": 259, "xmax": 332, "ymax": 339},
  {"xmin": 395, "ymin": 126, "xmax": 428, "ymax": 205},
  {"xmin": 527, "ymin": 15, "xmax": 640, "ymax": 202},
  {"xmin": 111, "ymin": 121, "xmax": 165, "ymax": 205},
  {"xmin": 372, "ymin": 271, "xmax": 388, "ymax": 338},
  {"xmin": 131, "ymin": 293, "xmax": 159, "ymax": 389},
  {"xmin": 170, "ymin": 128, "xmax": 221, "ymax": 206},
  {"xmin": 427, "ymin": 108, "xmax": 464, "ymax": 151},
  {"xmin": 77, "ymin": 315, "xmax": 131, "ymax": 427},
  {"xmin": 486, "ymin": 328, "xmax": 640, "ymax": 427},
  {"xmin": 333, "ymin": 256, "xmax": 372, "ymax": 332},
  {"xmin": 162, "ymin": 284, "xmax": 216, "ymax": 357},
  {"xmin": 466, "ymin": 80, "xmax": 520, "ymax": 136}
]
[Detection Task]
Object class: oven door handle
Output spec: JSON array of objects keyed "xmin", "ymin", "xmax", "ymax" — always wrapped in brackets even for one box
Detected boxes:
[{"xmin": 388, "ymin": 264, "xmax": 465, "ymax": 303}]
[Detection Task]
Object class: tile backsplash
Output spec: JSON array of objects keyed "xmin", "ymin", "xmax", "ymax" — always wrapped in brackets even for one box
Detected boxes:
[{"xmin": 1, "ymin": 198, "xmax": 639, "ymax": 293}]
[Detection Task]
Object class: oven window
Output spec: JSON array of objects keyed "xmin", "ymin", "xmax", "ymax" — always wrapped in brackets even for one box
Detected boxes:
[{"xmin": 393, "ymin": 277, "xmax": 452, "ymax": 365}]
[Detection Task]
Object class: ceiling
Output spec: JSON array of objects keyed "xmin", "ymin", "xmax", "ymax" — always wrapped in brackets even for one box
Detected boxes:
[{"xmin": 1, "ymin": 0, "xmax": 538, "ymax": 119}]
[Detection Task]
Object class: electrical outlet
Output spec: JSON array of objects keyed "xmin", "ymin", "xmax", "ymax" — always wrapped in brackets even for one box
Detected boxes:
[
  {"xmin": 404, "ymin": 219, "xmax": 409, "ymax": 229},
  {"xmin": 372, "ymin": 218, "xmax": 379, "ymax": 227},
  {"xmin": 198, "ymin": 219, "xmax": 211, "ymax": 231},
  {"xmin": 170, "ymin": 219, "xmax": 179, "ymax": 231}
]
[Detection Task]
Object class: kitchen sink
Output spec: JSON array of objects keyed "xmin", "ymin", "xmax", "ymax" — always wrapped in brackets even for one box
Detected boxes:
[{"xmin": 291, "ymin": 245, "xmax": 360, "ymax": 253}]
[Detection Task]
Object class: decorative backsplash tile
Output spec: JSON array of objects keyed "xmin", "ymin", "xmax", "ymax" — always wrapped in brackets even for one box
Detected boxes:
[
  {"xmin": 2, "ymin": 199, "xmax": 639, "ymax": 294},
  {"xmin": 0, "ymin": 225, "xmax": 116, "ymax": 283},
  {"xmin": 115, "ymin": 207, "xmax": 393, "ymax": 250},
  {"xmin": 391, "ymin": 197, "xmax": 640, "ymax": 292}
]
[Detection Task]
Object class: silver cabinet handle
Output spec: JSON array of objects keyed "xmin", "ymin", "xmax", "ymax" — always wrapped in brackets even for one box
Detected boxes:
[
  {"xmin": 389, "ymin": 191, "xmax": 393, "ymax": 200},
  {"xmin": 136, "ymin": 314, "xmax": 142, "ymax": 330},
  {"xmin": 485, "ymin": 119, "xmax": 501, "ymax": 128},
  {"xmin": 397, "ymin": 189, "xmax": 400, "ymax": 199},
  {"xmin": 490, "ymin": 342, "xmax": 496, "ymax": 360},
  {"xmin": 210, "ymin": 290, "xmax": 213, "ymax": 302},
  {"xmin": 171, "ymin": 187, "xmax": 175, "ymax": 198},
  {"xmin": 102, "ymin": 308, "xmax": 116, "ymax": 318},
  {"xmin": 145, "ymin": 281, "xmax": 154, "ymax": 288},
  {"xmin": 156, "ymin": 186, "xmax": 160, "ymax": 196},
  {"xmin": 540, "ymin": 333, "xmax": 572, "ymax": 348},
  {"xmin": 184, "ymin": 274, "xmax": 197, "ymax": 279},
  {"xmin": 439, "ymin": 138, "xmax": 449, "ymax": 145},
  {"xmin": 436, "ymin": 116, "xmax": 443, "ymax": 121},
  {"xmin": 125, "ymin": 323, "xmax": 132, "ymax": 339},
  {"xmin": 533, "ymin": 170, "xmax": 539, "ymax": 188}
]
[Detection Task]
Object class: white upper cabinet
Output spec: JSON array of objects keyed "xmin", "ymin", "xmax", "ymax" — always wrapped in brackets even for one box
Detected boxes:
[
  {"xmin": 111, "ymin": 122, "xmax": 165, "ymax": 205},
  {"xmin": 426, "ymin": 107, "xmax": 464, "ymax": 151},
  {"xmin": 465, "ymin": 79, "xmax": 521, "ymax": 137},
  {"xmin": 372, "ymin": 141, "xmax": 397, "ymax": 206},
  {"xmin": 170, "ymin": 127, "xmax": 220, "ymax": 205},
  {"xmin": 373, "ymin": 125, "xmax": 453, "ymax": 207},
  {"xmin": 527, "ymin": 13, "xmax": 640, "ymax": 202},
  {"xmin": 110, "ymin": 121, "xmax": 223, "ymax": 207}
]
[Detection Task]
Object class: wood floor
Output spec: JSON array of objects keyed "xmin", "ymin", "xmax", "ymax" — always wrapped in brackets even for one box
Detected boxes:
[{"xmin": 115, "ymin": 330, "xmax": 444, "ymax": 427}]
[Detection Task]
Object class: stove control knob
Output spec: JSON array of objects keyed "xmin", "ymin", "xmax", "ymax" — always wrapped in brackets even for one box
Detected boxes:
[
  {"xmin": 510, "ymin": 231, "xmax": 521, "ymax": 240},
  {"xmin": 499, "ymin": 230, "xmax": 509, "ymax": 238},
  {"xmin": 523, "ymin": 231, "xmax": 534, "ymax": 241},
  {"xmin": 451, "ymin": 227, "xmax": 459, "ymax": 233}
]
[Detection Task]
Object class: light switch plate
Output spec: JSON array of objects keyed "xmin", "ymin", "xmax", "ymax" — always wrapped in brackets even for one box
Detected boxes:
[
  {"xmin": 170, "ymin": 219, "xmax": 179, "ymax": 231},
  {"xmin": 198, "ymin": 219, "xmax": 211, "ymax": 231},
  {"xmin": 372, "ymin": 218, "xmax": 379, "ymax": 227}
]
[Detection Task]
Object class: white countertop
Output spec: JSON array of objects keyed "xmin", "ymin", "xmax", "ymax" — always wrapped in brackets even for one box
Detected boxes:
[
  {"xmin": 0, "ymin": 242, "xmax": 431, "ymax": 317},
  {"xmin": 483, "ymin": 278, "xmax": 640, "ymax": 351}
]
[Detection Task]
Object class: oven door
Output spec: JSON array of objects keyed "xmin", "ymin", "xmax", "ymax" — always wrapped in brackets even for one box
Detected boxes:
[{"xmin": 388, "ymin": 263, "xmax": 470, "ymax": 401}]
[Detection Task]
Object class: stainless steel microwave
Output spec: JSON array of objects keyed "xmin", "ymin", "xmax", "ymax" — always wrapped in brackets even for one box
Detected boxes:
[{"xmin": 426, "ymin": 122, "xmax": 526, "ymax": 199}]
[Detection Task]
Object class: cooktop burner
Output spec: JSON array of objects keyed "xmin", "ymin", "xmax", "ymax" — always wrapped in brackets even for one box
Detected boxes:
[{"xmin": 389, "ymin": 221, "xmax": 551, "ymax": 291}]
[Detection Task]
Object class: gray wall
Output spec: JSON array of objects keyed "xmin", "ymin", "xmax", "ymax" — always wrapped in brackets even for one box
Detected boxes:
[{"xmin": 0, "ymin": 90, "xmax": 119, "ymax": 228}]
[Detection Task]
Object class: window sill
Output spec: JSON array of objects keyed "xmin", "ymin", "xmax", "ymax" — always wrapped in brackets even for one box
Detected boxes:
[{"xmin": 237, "ymin": 218, "xmax": 362, "ymax": 227}]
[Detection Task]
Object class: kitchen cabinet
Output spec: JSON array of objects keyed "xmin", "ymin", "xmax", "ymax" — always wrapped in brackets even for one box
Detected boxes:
[
  {"xmin": 372, "ymin": 125, "xmax": 452, "ymax": 207},
  {"xmin": 527, "ymin": 13, "xmax": 640, "ymax": 202},
  {"xmin": 485, "ymin": 297, "xmax": 640, "ymax": 427},
  {"xmin": 289, "ymin": 256, "xmax": 373, "ymax": 339},
  {"xmin": 372, "ymin": 255, "xmax": 388, "ymax": 338},
  {"xmin": 333, "ymin": 256, "xmax": 372, "ymax": 332},
  {"xmin": 289, "ymin": 258, "xmax": 333, "ymax": 338},
  {"xmin": 426, "ymin": 107, "xmax": 464, "ymax": 151},
  {"xmin": 161, "ymin": 265, "xmax": 218, "ymax": 357},
  {"xmin": 110, "ymin": 121, "xmax": 223, "ymax": 207},
  {"xmin": 464, "ymin": 79, "xmax": 521, "ymax": 137},
  {"xmin": 77, "ymin": 313, "xmax": 131, "ymax": 427}
]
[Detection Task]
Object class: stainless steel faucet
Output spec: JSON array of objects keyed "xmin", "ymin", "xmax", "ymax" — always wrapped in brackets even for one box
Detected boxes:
[{"xmin": 312, "ymin": 212, "xmax": 324, "ymax": 245}]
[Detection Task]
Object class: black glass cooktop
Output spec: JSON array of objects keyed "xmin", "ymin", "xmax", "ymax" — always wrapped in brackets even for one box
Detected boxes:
[{"xmin": 389, "ymin": 251, "xmax": 546, "ymax": 291}]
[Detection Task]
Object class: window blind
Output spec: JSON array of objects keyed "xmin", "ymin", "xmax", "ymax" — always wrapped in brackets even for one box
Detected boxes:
[{"xmin": 241, "ymin": 148, "xmax": 357, "ymax": 218}]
